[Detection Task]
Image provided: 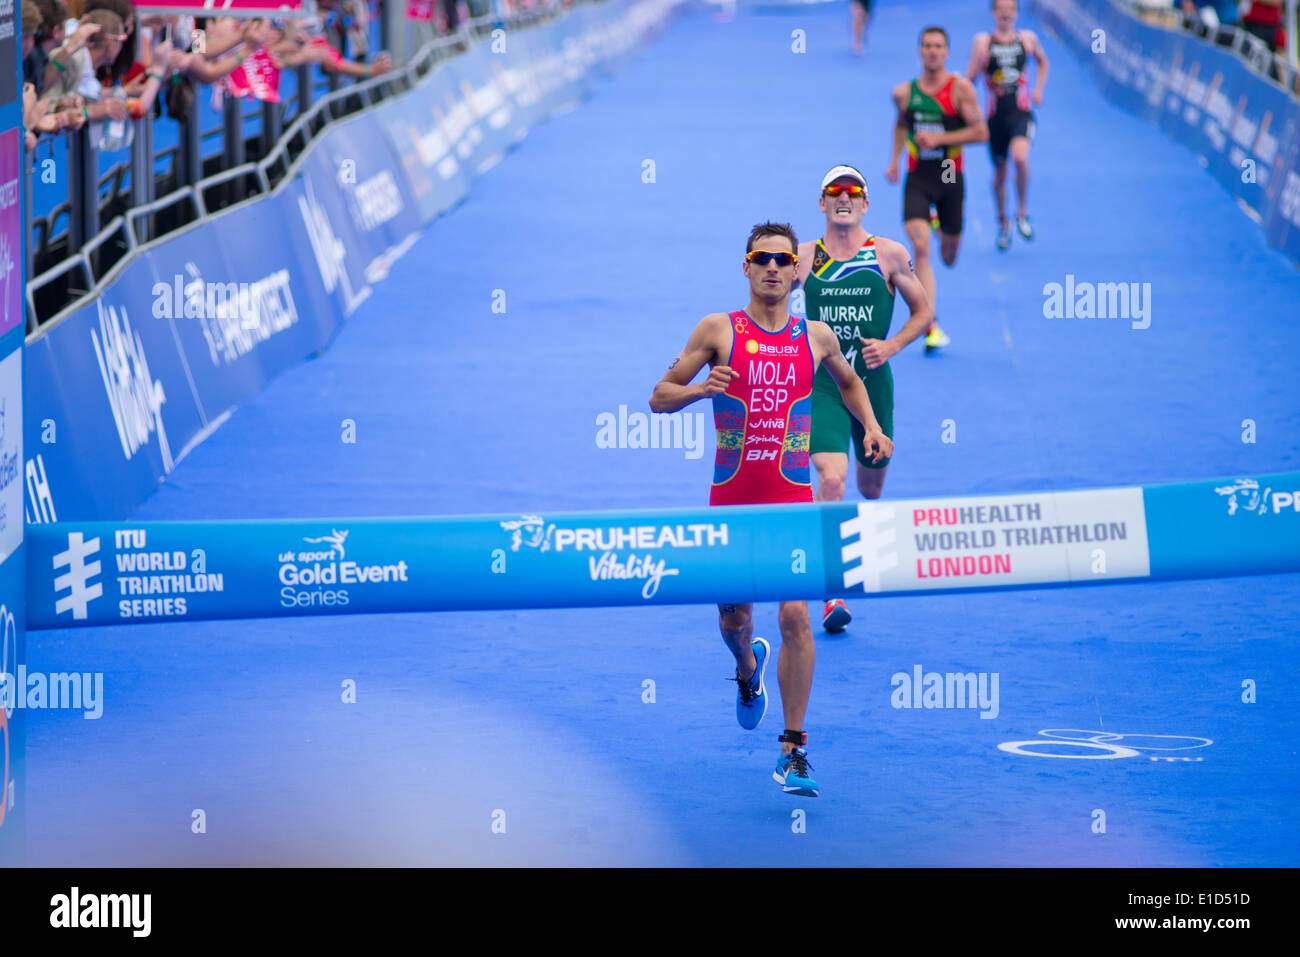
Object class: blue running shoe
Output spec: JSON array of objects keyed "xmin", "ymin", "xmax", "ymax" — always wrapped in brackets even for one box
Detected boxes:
[
  {"xmin": 731, "ymin": 637, "xmax": 769, "ymax": 730},
  {"xmin": 774, "ymin": 747, "xmax": 820, "ymax": 797}
]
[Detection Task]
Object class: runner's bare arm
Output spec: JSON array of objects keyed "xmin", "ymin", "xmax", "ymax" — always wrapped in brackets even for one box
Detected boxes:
[
  {"xmin": 811, "ymin": 323, "xmax": 892, "ymax": 464},
  {"xmin": 877, "ymin": 238, "xmax": 933, "ymax": 354},
  {"xmin": 913, "ymin": 78, "xmax": 987, "ymax": 150},
  {"xmin": 885, "ymin": 83, "xmax": 909, "ymax": 182},
  {"xmin": 966, "ymin": 33, "xmax": 990, "ymax": 82},
  {"xmin": 944, "ymin": 78, "xmax": 988, "ymax": 145},
  {"xmin": 1025, "ymin": 30, "xmax": 1049, "ymax": 102},
  {"xmin": 649, "ymin": 314, "xmax": 735, "ymax": 413}
]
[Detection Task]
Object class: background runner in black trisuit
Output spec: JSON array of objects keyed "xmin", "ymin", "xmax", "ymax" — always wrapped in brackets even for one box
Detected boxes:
[{"xmin": 966, "ymin": 0, "xmax": 1050, "ymax": 250}]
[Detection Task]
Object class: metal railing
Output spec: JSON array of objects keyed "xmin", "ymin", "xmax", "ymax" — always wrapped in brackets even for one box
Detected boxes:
[
  {"xmin": 25, "ymin": 2, "xmax": 582, "ymax": 337},
  {"xmin": 1124, "ymin": 1, "xmax": 1300, "ymax": 94},
  {"xmin": 1199, "ymin": 15, "xmax": 1300, "ymax": 92}
]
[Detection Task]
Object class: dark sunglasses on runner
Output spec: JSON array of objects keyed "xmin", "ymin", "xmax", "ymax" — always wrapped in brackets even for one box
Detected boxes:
[
  {"xmin": 745, "ymin": 250, "xmax": 798, "ymax": 267},
  {"xmin": 823, "ymin": 184, "xmax": 865, "ymax": 198}
]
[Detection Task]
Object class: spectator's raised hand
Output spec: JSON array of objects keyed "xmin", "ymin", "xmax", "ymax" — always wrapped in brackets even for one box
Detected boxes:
[
  {"xmin": 305, "ymin": 42, "xmax": 336, "ymax": 64},
  {"xmin": 25, "ymin": 87, "xmax": 63, "ymax": 135},
  {"xmin": 69, "ymin": 20, "xmax": 103, "ymax": 52},
  {"xmin": 23, "ymin": 83, "xmax": 41, "ymax": 122},
  {"xmin": 36, "ymin": 110, "xmax": 66, "ymax": 132},
  {"xmin": 102, "ymin": 96, "xmax": 128, "ymax": 121},
  {"xmin": 204, "ymin": 16, "xmax": 242, "ymax": 48},
  {"xmin": 371, "ymin": 52, "xmax": 392, "ymax": 75},
  {"xmin": 244, "ymin": 18, "xmax": 273, "ymax": 47},
  {"xmin": 151, "ymin": 39, "xmax": 175, "ymax": 75},
  {"xmin": 61, "ymin": 107, "xmax": 87, "ymax": 131},
  {"xmin": 25, "ymin": 96, "xmax": 52, "ymax": 126}
]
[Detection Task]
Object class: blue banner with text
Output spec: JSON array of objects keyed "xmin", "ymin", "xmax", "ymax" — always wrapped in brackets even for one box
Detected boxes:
[{"xmin": 25, "ymin": 472, "xmax": 1300, "ymax": 629}]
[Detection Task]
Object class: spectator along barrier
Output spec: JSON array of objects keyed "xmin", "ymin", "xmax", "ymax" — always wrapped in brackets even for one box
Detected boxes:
[
  {"xmin": 21, "ymin": 0, "xmax": 686, "ymax": 526},
  {"xmin": 1030, "ymin": 0, "xmax": 1300, "ymax": 263}
]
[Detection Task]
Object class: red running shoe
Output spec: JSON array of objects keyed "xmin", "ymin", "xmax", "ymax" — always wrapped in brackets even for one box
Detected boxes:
[{"xmin": 823, "ymin": 599, "xmax": 851, "ymax": 633}]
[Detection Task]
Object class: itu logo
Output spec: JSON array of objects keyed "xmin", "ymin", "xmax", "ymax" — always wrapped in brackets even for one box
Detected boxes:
[
  {"xmin": 997, "ymin": 729, "xmax": 1213, "ymax": 761},
  {"xmin": 839, "ymin": 502, "xmax": 899, "ymax": 592},
  {"xmin": 52, "ymin": 532, "xmax": 104, "ymax": 621}
]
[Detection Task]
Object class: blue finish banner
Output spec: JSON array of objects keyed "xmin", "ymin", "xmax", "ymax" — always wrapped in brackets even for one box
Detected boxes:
[
  {"xmin": 25, "ymin": 472, "xmax": 1300, "ymax": 629},
  {"xmin": 1144, "ymin": 472, "xmax": 1300, "ymax": 578},
  {"xmin": 1030, "ymin": 0, "xmax": 1300, "ymax": 263}
]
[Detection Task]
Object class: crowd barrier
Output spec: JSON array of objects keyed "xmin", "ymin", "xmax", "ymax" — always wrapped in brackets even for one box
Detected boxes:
[
  {"xmin": 21, "ymin": 0, "xmax": 686, "ymax": 527},
  {"xmin": 1030, "ymin": 0, "xmax": 1300, "ymax": 263},
  {"xmin": 24, "ymin": 471, "xmax": 1300, "ymax": 628}
]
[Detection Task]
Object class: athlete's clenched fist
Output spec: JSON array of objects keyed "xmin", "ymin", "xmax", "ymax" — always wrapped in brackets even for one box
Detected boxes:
[{"xmin": 700, "ymin": 365, "xmax": 739, "ymax": 398}]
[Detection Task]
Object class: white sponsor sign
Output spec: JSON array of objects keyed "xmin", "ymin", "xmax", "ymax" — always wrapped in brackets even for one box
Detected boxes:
[
  {"xmin": 839, "ymin": 488, "xmax": 1150, "ymax": 592},
  {"xmin": 90, "ymin": 301, "xmax": 173, "ymax": 469},
  {"xmin": 498, "ymin": 517, "xmax": 728, "ymax": 600},
  {"xmin": 298, "ymin": 179, "xmax": 369, "ymax": 314},
  {"xmin": 277, "ymin": 529, "xmax": 409, "ymax": 610}
]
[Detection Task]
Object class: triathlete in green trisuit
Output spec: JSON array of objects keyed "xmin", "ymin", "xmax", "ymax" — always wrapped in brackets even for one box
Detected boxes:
[
  {"xmin": 795, "ymin": 165, "xmax": 933, "ymax": 633},
  {"xmin": 886, "ymin": 26, "xmax": 987, "ymax": 354}
]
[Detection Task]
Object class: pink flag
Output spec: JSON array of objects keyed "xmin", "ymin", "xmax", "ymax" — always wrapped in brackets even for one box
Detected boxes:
[{"xmin": 406, "ymin": 0, "xmax": 434, "ymax": 22}]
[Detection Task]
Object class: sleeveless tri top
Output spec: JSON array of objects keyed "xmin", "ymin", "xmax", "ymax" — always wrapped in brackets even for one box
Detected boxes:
[{"xmin": 710, "ymin": 311, "xmax": 815, "ymax": 506}]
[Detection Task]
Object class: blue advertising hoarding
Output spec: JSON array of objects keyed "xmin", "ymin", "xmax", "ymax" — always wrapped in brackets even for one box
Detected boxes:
[
  {"xmin": 1030, "ymin": 0, "xmax": 1300, "ymax": 262},
  {"xmin": 21, "ymin": 291, "xmax": 204, "ymax": 522}
]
